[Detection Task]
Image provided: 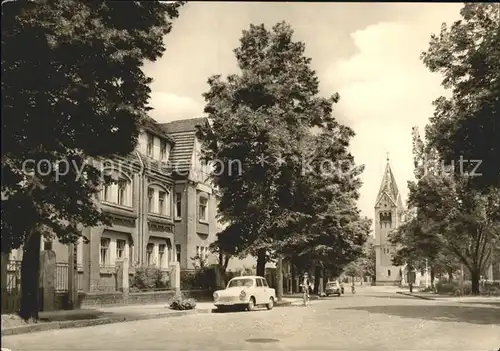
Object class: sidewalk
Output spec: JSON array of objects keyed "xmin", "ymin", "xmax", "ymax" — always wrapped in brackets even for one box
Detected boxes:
[
  {"xmin": 396, "ymin": 290, "xmax": 500, "ymax": 303},
  {"xmin": 2, "ymin": 299, "xmax": 296, "ymax": 336}
]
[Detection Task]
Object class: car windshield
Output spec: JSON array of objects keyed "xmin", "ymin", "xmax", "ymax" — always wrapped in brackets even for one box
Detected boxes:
[
  {"xmin": 228, "ymin": 278, "xmax": 254, "ymax": 288},
  {"xmin": 327, "ymin": 282, "xmax": 338, "ymax": 287}
]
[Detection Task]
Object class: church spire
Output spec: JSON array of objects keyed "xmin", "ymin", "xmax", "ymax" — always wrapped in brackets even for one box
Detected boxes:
[{"xmin": 376, "ymin": 154, "xmax": 400, "ymax": 206}]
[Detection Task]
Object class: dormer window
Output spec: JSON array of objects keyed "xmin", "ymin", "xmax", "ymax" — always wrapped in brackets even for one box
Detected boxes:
[
  {"xmin": 147, "ymin": 134, "xmax": 154, "ymax": 157},
  {"xmin": 160, "ymin": 140, "xmax": 167, "ymax": 161}
]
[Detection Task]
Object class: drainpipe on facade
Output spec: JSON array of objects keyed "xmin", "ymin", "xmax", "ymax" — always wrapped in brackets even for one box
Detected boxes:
[{"xmin": 136, "ymin": 151, "xmax": 145, "ymax": 267}]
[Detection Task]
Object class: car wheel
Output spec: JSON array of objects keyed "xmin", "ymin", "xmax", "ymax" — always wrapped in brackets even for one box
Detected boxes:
[
  {"xmin": 337, "ymin": 293, "xmax": 341, "ymax": 297},
  {"xmin": 326, "ymin": 293, "xmax": 330, "ymax": 297},
  {"xmin": 266, "ymin": 297, "xmax": 274, "ymax": 310},
  {"xmin": 247, "ymin": 297, "xmax": 256, "ymax": 311}
]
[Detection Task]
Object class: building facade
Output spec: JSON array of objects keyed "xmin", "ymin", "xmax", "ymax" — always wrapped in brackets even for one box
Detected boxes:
[
  {"xmin": 374, "ymin": 157, "xmax": 405, "ymax": 285},
  {"xmin": 374, "ymin": 157, "xmax": 432, "ymax": 286},
  {"xmin": 8, "ymin": 117, "xmax": 225, "ymax": 292}
]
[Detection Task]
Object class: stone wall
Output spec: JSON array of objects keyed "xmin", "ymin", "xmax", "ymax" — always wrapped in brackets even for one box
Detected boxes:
[{"xmin": 53, "ymin": 289, "xmax": 213, "ymax": 309}]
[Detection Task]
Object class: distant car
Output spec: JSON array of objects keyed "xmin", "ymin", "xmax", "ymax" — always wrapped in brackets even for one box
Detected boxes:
[
  {"xmin": 213, "ymin": 276, "xmax": 276, "ymax": 311},
  {"xmin": 325, "ymin": 280, "xmax": 342, "ymax": 297}
]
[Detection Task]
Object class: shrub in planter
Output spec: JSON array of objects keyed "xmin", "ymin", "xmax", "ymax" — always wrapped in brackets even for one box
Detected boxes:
[{"xmin": 169, "ymin": 295, "xmax": 197, "ymax": 310}]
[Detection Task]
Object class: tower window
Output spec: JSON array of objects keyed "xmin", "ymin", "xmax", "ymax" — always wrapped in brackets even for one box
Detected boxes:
[{"xmin": 387, "ymin": 269, "xmax": 391, "ymax": 277}]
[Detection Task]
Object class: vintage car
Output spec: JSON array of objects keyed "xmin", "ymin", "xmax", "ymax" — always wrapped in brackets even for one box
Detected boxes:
[
  {"xmin": 213, "ymin": 275, "xmax": 276, "ymax": 311},
  {"xmin": 325, "ymin": 280, "xmax": 342, "ymax": 296}
]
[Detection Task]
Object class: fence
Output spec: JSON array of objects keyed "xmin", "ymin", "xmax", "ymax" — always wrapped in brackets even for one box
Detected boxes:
[
  {"xmin": 55, "ymin": 262, "xmax": 84, "ymax": 292},
  {"xmin": 5, "ymin": 260, "xmax": 22, "ymax": 292},
  {"xmin": 2, "ymin": 260, "xmax": 22, "ymax": 314}
]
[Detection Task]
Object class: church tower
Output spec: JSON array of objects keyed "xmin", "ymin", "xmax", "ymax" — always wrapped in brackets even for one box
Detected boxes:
[{"xmin": 374, "ymin": 155, "xmax": 404, "ymax": 285}]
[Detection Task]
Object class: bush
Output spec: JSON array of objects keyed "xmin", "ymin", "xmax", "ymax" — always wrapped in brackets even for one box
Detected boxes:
[
  {"xmin": 130, "ymin": 267, "xmax": 169, "ymax": 292},
  {"xmin": 481, "ymin": 281, "xmax": 500, "ymax": 296},
  {"xmin": 435, "ymin": 280, "xmax": 458, "ymax": 295},
  {"xmin": 436, "ymin": 280, "xmax": 500, "ymax": 296},
  {"xmin": 180, "ymin": 267, "xmax": 217, "ymax": 290},
  {"xmin": 169, "ymin": 294, "xmax": 197, "ymax": 310}
]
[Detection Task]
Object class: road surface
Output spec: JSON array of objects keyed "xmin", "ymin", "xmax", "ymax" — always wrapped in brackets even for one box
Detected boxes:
[{"xmin": 3, "ymin": 288, "xmax": 500, "ymax": 351}]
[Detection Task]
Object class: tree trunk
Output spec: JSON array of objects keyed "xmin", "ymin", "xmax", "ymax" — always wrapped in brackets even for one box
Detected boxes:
[
  {"xmin": 447, "ymin": 267, "xmax": 453, "ymax": 283},
  {"xmin": 314, "ymin": 266, "xmax": 321, "ymax": 295},
  {"xmin": 290, "ymin": 260, "xmax": 296, "ymax": 294},
  {"xmin": 276, "ymin": 257, "xmax": 283, "ymax": 301},
  {"xmin": 470, "ymin": 267, "xmax": 481, "ymax": 295},
  {"xmin": 256, "ymin": 249, "xmax": 266, "ymax": 277},
  {"xmin": 430, "ymin": 267, "xmax": 435, "ymax": 289},
  {"xmin": 19, "ymin": 230, "xmax": 42, "ymax": 321},
  {"xmin": 322, "ymin": 268, "xmax": 327, "ymax": 292}
]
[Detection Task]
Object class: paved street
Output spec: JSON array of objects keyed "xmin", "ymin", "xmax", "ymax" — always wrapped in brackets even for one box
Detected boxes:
[{"xmin": 3, "ymin": 288, "xmax": 500, "ymax": 351}]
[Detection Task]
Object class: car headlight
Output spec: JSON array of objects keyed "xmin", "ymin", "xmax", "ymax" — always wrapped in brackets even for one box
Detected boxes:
[
  {"xmin": 213, "ymin": 292, "xmax": 219, "ymax": 300},
  {"xmin": 239, "ymin": 290, "xmax": 246, "ymax": 301}
]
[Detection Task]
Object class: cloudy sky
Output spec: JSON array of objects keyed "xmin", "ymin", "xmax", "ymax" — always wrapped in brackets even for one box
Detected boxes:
[{"xmin": 144, "ymin": 2, "xmax": 462, "ymax": 228}]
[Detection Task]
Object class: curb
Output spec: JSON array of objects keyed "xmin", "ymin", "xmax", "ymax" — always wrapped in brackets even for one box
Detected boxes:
[
  {"xmin": 396, "ymin": 291, "xmax": 435, "ymax": 300},
  {"xmin": 1, "ymin": 308, "xmax": 214, "ymax": 336},
  {"xmin": 2, "ymin": 301, "xmax": 296, "ymax": 336}
]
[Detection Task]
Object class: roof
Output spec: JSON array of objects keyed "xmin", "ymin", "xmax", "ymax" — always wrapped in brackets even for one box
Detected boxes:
[
  {"xmin": 376, "ymin": 160, "xmax": 401, "ymax": 206},
  {"xmin": 228, "ymin": 276, "xmax": 265, "ymax": 280},
  {"xmin": 161, "ymin": 117, "xmax": 208, "ymax": 134},
  {"xmin": 140, "ymin": 116, "xmax": 175, "ymax": 144},
  {"xmin": 160, "ymin": 118, "xmax": 209, "ymax": 175}
]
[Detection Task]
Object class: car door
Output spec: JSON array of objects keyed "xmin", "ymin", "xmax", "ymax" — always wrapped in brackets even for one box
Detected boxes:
[
  {"xmin": 261, "ymin": 278, "xmax": 272, "ymax": 301},
  {"xmin": 255, "ymin": 278, "xmax": 264, "ymax": 304}
]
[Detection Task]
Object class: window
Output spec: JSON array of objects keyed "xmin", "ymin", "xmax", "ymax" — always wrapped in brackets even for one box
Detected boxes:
[
  {"xmin": 148, "ymin": 188, "xmax": 155, "ymax": 212},
  {"xmin": 256, "ymin": 279, "xmax": 263, "ymax": 287},
  {"xmin": 176, "ymin": 244, "xmax": 181, "ymax": 262},
  {"xmin": 199, "ymin": 196, "xmax": 208, "ymax": 221},
  {"xmin": 387, "ymin": 269, "xmax": 391, "ymax": 277},
  {"xmin": 102, "ymin": 184, "xmax": 111, "ymax": 202},
  {"xmin": 160, "ymin": 140, "xmax": 167, "ymax": 160},
  {"xmin": 117, "ymin": 179, "xmax": 127, "ymax": 206},
  {"xmin": 147, "ymin": 134, "xmax": 154, "ymax": 156},
  {"xmin": 175, "ymin": 193, "xmax": 182, "ymax": 218},
  {"xmin": 116, "ymin": 239, "xmax": 126, "ymax": 259},
  {"xmin": 203, "ymin": 247, "xmax": 208, "ymax": 259},
  {"xmin": 100, "ymin": 238, "xmax": 110, "ymax": 266},
  {"xmin": 43, "ymin": 239, "xmax": 53, "ymax": 251},
  {"xmin": 262, "ymin": 279, "xmax": 269, "ymax": 287},
  {"xmin": 146, "ymin": 243, "xmax": 154, "ymax": 266},
  {"xmin": 196, "ymin": 246, "xmax": 201, "ymax": 257},
  {"xmin": 158, "ymin": 244, "xmax": 166, "ymax": 268},
  {"xmin": 158, "ymin": 191, "xmax": 166, "ymax": 215}
]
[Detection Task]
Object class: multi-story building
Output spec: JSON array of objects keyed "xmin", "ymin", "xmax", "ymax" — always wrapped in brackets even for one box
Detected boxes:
[
  {"xmin": 8, "ymin": 117, "xmax": 223, "ymax": 292},
  {"xmin": 160, "ymin": 118, "xmax": 220, "ymax": 270}
]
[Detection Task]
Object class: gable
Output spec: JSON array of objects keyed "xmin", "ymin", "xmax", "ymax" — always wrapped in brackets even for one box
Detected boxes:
[{"xmin": 375, "ymin": 192, "xmax": 396, "ymax": 209}]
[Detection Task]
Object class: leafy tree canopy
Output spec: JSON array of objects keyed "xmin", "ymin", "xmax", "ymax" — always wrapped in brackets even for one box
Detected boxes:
[
  {"xmin": 1, "ymin": 0, "xmax": 184, "ymax": 251},
  {"xmin": 198, "ymin": 22, "xmax": 368, "ymax": 273},
  {"xmin": 421, "ymin": 3, "xmax": 500, "ymax": 190}
]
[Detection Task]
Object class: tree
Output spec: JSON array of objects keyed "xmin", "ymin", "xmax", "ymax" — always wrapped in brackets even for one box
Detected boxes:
[
  {"xmin": 278, "ymin": 129, "xmax": 371, "ymax": 285},
  {"xmin": 391, "ymin": 127, "xmax": 498, "ymax": 294},
  {"xmin": 421, "ymin": 3, "xmax": 500, "ymax": 190},
  {"xmin": 209, "ymin": 233, "xmax": 233, "ymax": 273},
  {"xmin": 1, "ymin": 0, "xmax": 184, "ymax": 320},
  {"xmin": 197, "ymin": 22, "xmax": 340, "ymax": 276},
  {"xmin": 408, "ymin": 174, "xmax": 500, "ymax": 294},
  {"xmin": 360, "ymin": 241, "xmax": 376, "ymax": 282}
]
